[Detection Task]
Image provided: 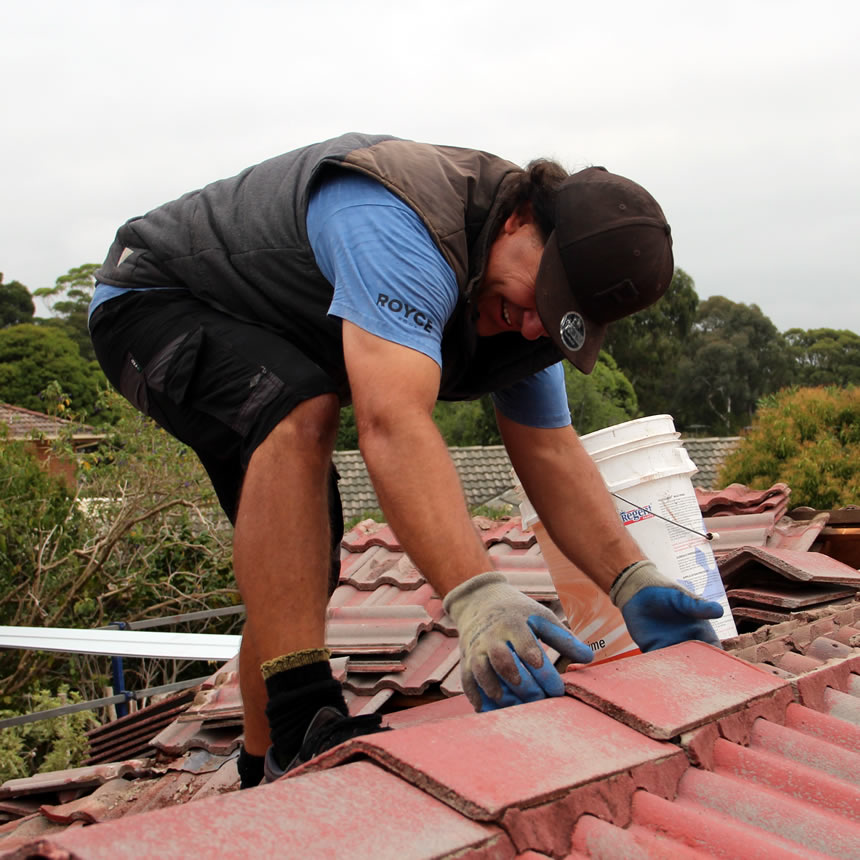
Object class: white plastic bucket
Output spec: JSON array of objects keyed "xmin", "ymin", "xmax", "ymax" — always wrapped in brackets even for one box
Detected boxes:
[
  {"xmin": 521, "ymin": 415, "xmax": 738, "ymax": 659},
  {"xmin": 582, "ymin": 416, "xmax": 737, "ymax": 640},
  {"xmin": 580, "ymin": 414, "xmax": 680, "ymax": 461}
]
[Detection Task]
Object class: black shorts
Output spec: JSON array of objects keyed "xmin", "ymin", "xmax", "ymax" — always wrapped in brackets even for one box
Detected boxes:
[{"xmin": 90, "ymin": 289, "xmax": 345, "ymax": 590}]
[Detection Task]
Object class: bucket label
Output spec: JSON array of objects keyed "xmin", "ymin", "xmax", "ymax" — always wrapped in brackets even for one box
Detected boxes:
[
  {"xmin": 620, "ymin": 504, "xmax": 655, "ymax": 525},
  {"xmin": 617, "ymin": 488, "xmax": 738, "ymax": 640}
]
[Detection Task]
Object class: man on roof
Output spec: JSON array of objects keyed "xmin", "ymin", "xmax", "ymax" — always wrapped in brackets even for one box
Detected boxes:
[{"xmin": 89, "ymin": 133, "xmax": 723, "ymax": 788}]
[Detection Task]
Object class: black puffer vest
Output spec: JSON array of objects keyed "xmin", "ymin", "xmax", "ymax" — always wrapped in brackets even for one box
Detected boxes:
[{"xmin": 96, "ymin": 133, "xmax": 562, "ymax": 402}]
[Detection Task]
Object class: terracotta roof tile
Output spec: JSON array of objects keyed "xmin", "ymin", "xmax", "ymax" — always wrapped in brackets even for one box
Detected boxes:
[
  {"xmin": 562, "ymin": 642, "xmax": 792, "ymax": 740},
  {"xmin": 84, "ymin": 690, "xmax": 196, "ymax": 765},
  {"xmin": 326, "ymin": 605, "xmax": 435, "ymax": 655},
  {"xmin": 696, "ymin": 482, "xmax": 791, "ymax": 517},
  {"xmin": 720, "ymin": 545, "xmax": 860, "ymax": 590},
  {"xmin": 4, "ymin": 512, "xmax": 860, "ymax": 859},
  {"xmin": 343, "ymin": 630, "xmax": 459, "ymax": 696},
  {"xmin": 291, "ymin": 696, "xmax": 686, "ymax": 824},
  {"xmin": 342, "ymin": 688, "xmax": 396, "ymax": 717},
  {"xmin": 36, "ymin": 778, "xmax": 139, "ymax": 826},
  {"xmin": 0, "ymin": 760, "xmax": 152, "ymax": 803},
  {"xmin": 13, "ymin": 762, "xmax": 517, "ymax": 860}
]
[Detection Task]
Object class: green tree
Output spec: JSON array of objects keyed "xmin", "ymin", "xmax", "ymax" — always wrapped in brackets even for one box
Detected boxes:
[
  {"xmin": 604, "ymin": 268, "xmax": 699, "ymax": 416},
  {"xmin": 34, "ymin": 263, "xmax": 99, "ymax": 362},
  {"xmin": 0, "ymin": 392, "xmax": 238, "ymax": 714},
  {"xmin": 0, "ymin": 276, "xmax": 35, "ymax": 328},
  {"xmin": 785, "ymin": 328, "xmax": 860, "ymax": 387},
  {"xmin": 675, "ymin": 296, "xmax": 792, "ymax": 435},
  {"xmin": 565, "ymin": 350, "xmax": 639, "ymax": 434},
  {"xmin": 0, "ymin": 323, "xmax": 106, "ymax": 418},
  {"xmin": 0, "ymin": 430, "xmax": 93, "ymax": 698},
  {"xmin": 433, "ymin": 396, "xmax": 501, "ymax": 446},
  {"xmin": 431, "ymin": 353, "xmax": 638, "ymax": 445},
  {"xmin": 335, "ymin": 406, "xmax": 358, "ymax": 450},
  {"xmin": 0, "ymin": 686, "xmax": 99, "ymax": 782},
  {"xmin": 719, "ymin": 386, "xmax": 860, "ymax": 509}
]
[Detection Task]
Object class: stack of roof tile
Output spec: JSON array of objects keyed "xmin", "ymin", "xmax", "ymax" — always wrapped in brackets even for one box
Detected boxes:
[
  {"xmin": 2, "ymin": 511, "xmax": 860, "ymax": 858},
  {"xmin": 693, "ymin": 483, "xmax": 860, "ymax": 630},
  {"xmin": 696, "ymin": 482, "xmax": 832, "ymax": 555},
  {"xmin": 720, "ymin": 544, "xmax": 860, "ymax": 630}
]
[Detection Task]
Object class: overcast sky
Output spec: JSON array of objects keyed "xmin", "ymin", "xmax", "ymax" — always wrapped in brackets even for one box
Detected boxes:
[{"xmin": 2, "ymin": 0, "xmax": 858, "ymax": 333}]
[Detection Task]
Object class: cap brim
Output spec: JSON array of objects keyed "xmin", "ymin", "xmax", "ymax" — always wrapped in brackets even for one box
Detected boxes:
[{"xmin": 535, "ymin": 232, "xmax": 606, "ymax": 375}]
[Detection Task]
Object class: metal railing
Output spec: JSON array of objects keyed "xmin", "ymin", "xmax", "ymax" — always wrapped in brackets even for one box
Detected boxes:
[{"xmin": 1, "ymin": 605, "xmax": 246, "ymax": 727}]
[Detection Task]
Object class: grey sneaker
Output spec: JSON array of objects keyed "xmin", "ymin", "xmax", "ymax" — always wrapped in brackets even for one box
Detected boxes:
[{"xmin": 263, "ymin": 706, "xmax": 390, "ymax": 782}]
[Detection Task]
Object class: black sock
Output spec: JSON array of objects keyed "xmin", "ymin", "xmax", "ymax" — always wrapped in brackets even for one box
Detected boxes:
[
  {"xmin": 237, "ymin": 747, "xmax": 265, "ymax": 790},
  {"xmin": 264, "ymin": 661, "xmax": 348, "ymax": 769}
]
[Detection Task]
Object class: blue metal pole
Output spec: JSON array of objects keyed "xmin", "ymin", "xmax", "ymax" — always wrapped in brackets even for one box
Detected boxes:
[
  {"xmin": 108, "ymin": 621, "xmax": 130, "ymax": 719},
  {"xmin": 110, "ymin": 655, "xmax": 128, "ymax": 718}
]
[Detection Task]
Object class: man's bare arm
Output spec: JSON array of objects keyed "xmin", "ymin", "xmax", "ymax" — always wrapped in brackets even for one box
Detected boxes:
[
  {"xmin": 496, "ymin": 410, "xmax": 642, "ymax": 592},
  {"xmin": 342, "ymin": 321, "xmax": 490, "ymax": 596}
]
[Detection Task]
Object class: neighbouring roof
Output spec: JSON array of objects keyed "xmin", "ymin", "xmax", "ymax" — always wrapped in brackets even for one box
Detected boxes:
[
  {"xmin": 1, "ymin": 511, "xmax": 859, "ymax": 859},
  {"xmin": 0, "ymin": 403, "xmax": 103, "ymax": 449},
  {"xmin": 333, "ymin": 446, "xmax": 519, "ymax": 519},
  {"xmin": 334, "ymin": 437, "xmax": 740, "ymax": 520},
  {"xmin": 680, "ymin": 436, "xmax": 741, "ymax": 489}
]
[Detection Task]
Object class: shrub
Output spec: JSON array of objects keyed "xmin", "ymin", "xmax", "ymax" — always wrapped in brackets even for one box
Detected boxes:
[
  {"xmin": 0, "ymin": 685, "xmax": 98, "ymax": 782},
  {"xmin": 719, "ymin": 386, "xmax": 860, "ymax": 509}
]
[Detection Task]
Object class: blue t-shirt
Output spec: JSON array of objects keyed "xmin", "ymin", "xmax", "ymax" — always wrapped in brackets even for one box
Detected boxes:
[{"xmin": 306, "ymin": 172, "xmax": 570, "ymax": 429}]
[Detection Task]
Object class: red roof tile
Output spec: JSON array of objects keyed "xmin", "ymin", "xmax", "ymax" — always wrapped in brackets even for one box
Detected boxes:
[
  {"xmin": 343, "ymin": 630, "xmax": 459, "ymax": 696},
  {"xmin": 696, "ymin": 482, "xmax": 791, "ymax": 516},
  {"xmin": 12, "ymin": 762, "xmax": 516, "ymax": 860},
  {"xmin": 291, "ymin": 696, "xmax": 686, "ymax": 824},
  {"xmin": 561, "ymin": 642, "xmax": 791, "ymax": 740},
  {"xmin": 0, "ymin": 761, "xmax": 152, "ymax": 802},
  {"xmin": 720, "ymin": 545, "xmax": 860, "ymax": 590},
  {"xmin": 4, "ymin": 514, "xmax": 860, "ymax": 859}
]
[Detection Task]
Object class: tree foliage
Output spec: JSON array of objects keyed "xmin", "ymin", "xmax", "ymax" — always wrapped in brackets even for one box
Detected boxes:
[
  {"xmin": 604, "ymin": 267, "xmax": 699, "ymax": 416},
  {"xmin": 0, "ymin": 323, "xmax": 108, "ymax": 419},
  {"xmin": 0, "ymin": 276, "xmax": 35, "ymax": 328},
  {"xmin": 719, "ymin": 386, "xmax": 860, "ymax": 509},
  {"xmin": 0, "ymin": 392, "xmax": 238, "ymax": 714},
  {"xmin": 0, "ymin": 686, "xmax": 98, "ymax": 782},
  {"xmin": 433, "ymin": 396, "xmax": 501, "ymax": 447},
  {"xmin": 674, "ymin": 296, "xmax": 793, "ymax": 434},
  {"xmin": 784, "ymin": 328, "xmax": 860, "ymax": 387},
  {"xmin": 565, "ymin": 351, "xmax": 639, "ymax": 433},
  {"xmin": 34, "ymin": 264, "xmax": 99, "ymax": 362}
]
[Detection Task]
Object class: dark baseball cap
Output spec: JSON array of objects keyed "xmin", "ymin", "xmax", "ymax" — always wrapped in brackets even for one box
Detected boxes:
[{"xmin": 534, "ymin": 166, "xmax": 674, "ymax": 374}]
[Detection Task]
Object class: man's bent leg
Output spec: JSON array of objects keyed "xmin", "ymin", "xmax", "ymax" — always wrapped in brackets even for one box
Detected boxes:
[{"xmin": 233, "ymin": 394, "xmax": 345, "ymax": 773}]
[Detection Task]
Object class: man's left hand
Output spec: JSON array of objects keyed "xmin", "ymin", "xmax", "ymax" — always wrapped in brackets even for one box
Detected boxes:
[{"xmin": 610, "ymin": 560, "xmax": 724, "ymax": 652}]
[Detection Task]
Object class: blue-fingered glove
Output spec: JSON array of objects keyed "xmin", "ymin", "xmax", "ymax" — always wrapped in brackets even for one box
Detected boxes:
[
  {"xmin": 443, "ymin": 572, "xmax": 594, "ymax": 712},
  {"xmin": 610, "ymin": 560, "xmax": 724, "ymax": 652}
]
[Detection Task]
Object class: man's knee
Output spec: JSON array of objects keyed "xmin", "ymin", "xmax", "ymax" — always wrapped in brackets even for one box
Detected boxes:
[{"xmin": 257, "ymin": 394, "xmax": 340, "ymax": 462}]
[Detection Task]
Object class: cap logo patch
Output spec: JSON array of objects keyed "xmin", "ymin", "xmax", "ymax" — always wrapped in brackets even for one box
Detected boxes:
[{"xmin": 559, "ymin": 311, "xmax": 586, "ymax": 352}]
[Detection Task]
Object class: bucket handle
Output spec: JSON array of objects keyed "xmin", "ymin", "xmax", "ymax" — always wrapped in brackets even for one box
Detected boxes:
[{"xmin": 610, "ymin": 491, "xmax": 715, "ymax": 541}]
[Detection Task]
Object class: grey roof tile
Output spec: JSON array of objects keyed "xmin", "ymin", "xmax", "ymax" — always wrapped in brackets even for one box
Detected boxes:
[{"xmin": 680, "ymin": 436, "xmax": 741, "ymax": 489}]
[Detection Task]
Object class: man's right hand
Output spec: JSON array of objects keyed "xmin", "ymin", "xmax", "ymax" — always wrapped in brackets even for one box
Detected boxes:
[{"xmin": 444, "ymin": 571, "xmax": 594, "ymax": 711}]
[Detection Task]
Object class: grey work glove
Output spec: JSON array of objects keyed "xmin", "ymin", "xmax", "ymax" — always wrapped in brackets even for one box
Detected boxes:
[
  {"xmin": 610, "ymin": 560, "xmax": 724, "ymax": 652},
  {"xmin": 444, "ymin": 571, "xmax": 594, "ymax": 712}
]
